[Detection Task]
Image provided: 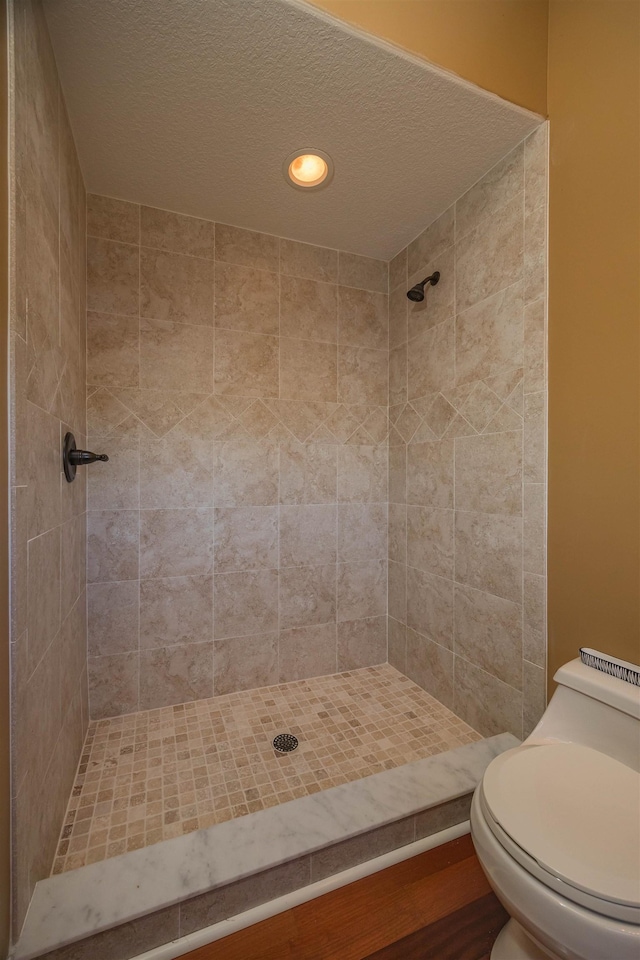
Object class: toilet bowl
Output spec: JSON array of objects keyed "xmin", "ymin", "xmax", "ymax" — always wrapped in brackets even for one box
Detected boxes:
[{"xmin": 470, "ymin": 652, "xmax": 640, "ymax": 960}]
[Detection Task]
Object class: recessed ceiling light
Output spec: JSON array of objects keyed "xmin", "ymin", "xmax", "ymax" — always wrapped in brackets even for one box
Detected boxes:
[{"xmin": 284, "ymin": 149, "xmax": 334, "ymax": 190}]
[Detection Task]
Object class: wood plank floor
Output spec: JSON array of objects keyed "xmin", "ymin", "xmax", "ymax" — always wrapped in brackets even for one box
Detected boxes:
[{"xmin": 179, "ymin": 835, "xmax": 508, "ymax": 960}]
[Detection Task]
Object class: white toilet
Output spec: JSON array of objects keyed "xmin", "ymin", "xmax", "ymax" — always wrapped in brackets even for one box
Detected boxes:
[{"xmin": 470, "ymin": 650, "xmax": 640, "ymax": 960}]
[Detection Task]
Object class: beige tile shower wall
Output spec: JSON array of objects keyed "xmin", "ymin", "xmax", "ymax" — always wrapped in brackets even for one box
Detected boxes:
[
  {"xmin": 8, "ymin": 0, "xmax": 88, "ymax": 932},
  {"xmin": 86, "ymin": 200, "xmax": 389, "ymax": 718},
  {"xmin": 387, "ymin": 125, "xmax": 547, "ymax": 740}
]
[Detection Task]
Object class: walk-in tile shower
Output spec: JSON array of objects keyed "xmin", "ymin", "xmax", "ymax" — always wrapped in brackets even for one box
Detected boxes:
[{"xmin": 8, "ymin": 0, "xmax": 548, "ymax": 955}]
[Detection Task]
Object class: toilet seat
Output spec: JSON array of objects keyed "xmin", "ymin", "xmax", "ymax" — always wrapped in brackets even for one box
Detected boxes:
[{"xmin": 480, "ymin": 743, "xmax": 640, "ymax": 924}]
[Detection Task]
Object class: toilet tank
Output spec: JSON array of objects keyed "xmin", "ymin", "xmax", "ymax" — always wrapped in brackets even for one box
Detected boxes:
[{"xmin": 525, "ymin": 656, "xmax": 640, "ymax": 771}]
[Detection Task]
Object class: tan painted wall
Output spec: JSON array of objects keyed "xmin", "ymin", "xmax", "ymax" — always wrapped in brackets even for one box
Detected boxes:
[
  {"xmin": 308, "ymin": 0, "xmax": 548, "ymax": 115},
  {"xmin": 1, "ymin": 1, "xmax": 11, "ymax": 953},
  {"xmin": 547, "ymin": 1, "xmax": 640, "ymax": 680}
]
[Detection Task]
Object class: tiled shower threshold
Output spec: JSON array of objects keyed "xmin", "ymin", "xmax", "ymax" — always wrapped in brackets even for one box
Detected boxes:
[{"xmin": 15, "ymin": 666, "xmax": 518, "ymax": 959}]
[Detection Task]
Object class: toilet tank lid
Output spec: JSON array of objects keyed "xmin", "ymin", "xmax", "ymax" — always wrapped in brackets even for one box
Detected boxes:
[
  {"xmin": 554, "ymin": 657, "xmax": 640, "ymax": 719},
  {"xmin": 483, "ymin": 744, "xmax": 640, "ymax": 908}
]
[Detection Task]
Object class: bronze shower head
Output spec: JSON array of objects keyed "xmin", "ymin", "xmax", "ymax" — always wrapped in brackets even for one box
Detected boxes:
[{"xmin": 407, "ymin": 271, "xmax": 440, "ymax": 302}]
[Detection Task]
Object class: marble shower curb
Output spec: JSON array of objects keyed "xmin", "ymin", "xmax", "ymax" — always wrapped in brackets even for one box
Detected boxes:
[{"xmin": 14, "ymin": 733, "xmax": 518, "ymax": 960}]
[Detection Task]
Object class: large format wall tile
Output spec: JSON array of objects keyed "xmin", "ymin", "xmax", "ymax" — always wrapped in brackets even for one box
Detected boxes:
[
  {"xmin": 215, "ymin": 263, "xmax": 279, "ymax": 336},
  {"xmin": 140, "ymin": 205, "xmax": 215, "ymax": 259},
  {"xmin": 140, "ymin": 247, "xmax": 214, "ymax": 326},
  {"xmin": 87, "ymin": 238, "xmax": 139, "ymax": 316},
  {"xmin": 456, "ymin": 193, "xmax": 524, "ymax": 313}
]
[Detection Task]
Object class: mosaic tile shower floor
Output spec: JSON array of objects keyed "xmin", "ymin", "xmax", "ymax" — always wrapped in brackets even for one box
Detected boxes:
[{"xmin": 52, "ymin": 665, "xmax": 481, "ymax": 875}]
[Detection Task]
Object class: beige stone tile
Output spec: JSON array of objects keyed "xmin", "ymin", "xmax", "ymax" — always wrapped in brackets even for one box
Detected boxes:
[
  {"xmin": 213, "ymin": 634, "xmax": 279, "ymax": 695},
  {"xmin": 278, "ymin": 623, "xmax": 336, "ymax": 682},
  {"xmin": 139, "ymin": 507, "xmax": 213, "ymax": 579},
  {"xmin": 524, "ymin": 483, "xmax": 545, "ymax": 576},
  {"xmin": 525, "ymin": 123, "xmax": 548, "ymax": 216},
  {"xmin": 87, "ymin": 510, "xmax": 139, "ymax": 583},
  {"xmin": 89, "ymin": 652, "xmax": 139, "ymax": 720},
  {"xmin": 456, "ymin": 144, "xmax": 524, "ymax": 240},
  {"xmin": 87, "ymin": 237, "xmax": 139, "ymax": 317},
  {"xmin": 406, "ymin": 628, "xmax": 453, "ymax": 708},
  {"xmin": 388, "ymin": 502, "xmax": 406, "ymax": 564},
  {"xmin": 407, "ymin": 246, "xmax": 454, "ymax": 341},
  {"xmin": 214, "ymin": 262, "xmax": 279, "ymax": 335},
  {"xmin": 88, "ymin": 437, "xmax": 139, "ymax": 510},
  {"xmin": 408, "ymin": 206, "xmax": 454, "ymax": 276},
  {"xmin": 455, "ymin": 512, "xmax": 522, "ymax": 603},
  {"xmin": 524, "ymin": 572, "xmax": 545, "ymax": 640},
  {"xmin": 279, "ymin": 274, "xmax": 337, "ymax": 342},
  {"xmin": 406, "ymin": 567, "xmax": 453, "ymax": 648},
  {"xmin": 26, "ymin": 401, "xmax": 60, "ymax": 539},
  {"xmin": 454, "ymin": 583, "xmax": 522, "ymax": 688},
  {"xmin": 213, "ymin": 439, "xmax": 278, "ymax": 506},
  {"xmin": 455, "ymin": 430, "xmax": 522, "ymax": 516},
  {"xmin": 338, "ymin": 286, "xmax": 388, "ymax": 350},
  {"xmin": 408, "ymin": 318, "xmax": 454, "ymax": 401},
  {"xmin": 215, "ymin": 223, "xmax": 279, "ymax": 272},
  {"xmin": 524, "ymin": 391, "xmax": 545, "ymax": 483},
  {"xmin": 11, "ymin": 333, "xmax": 28, "ymax": 486},
  {"xmin": 279, "ymin": 441, "xmax": 337, "ymax": 504},
  {"xmin": 406, "ymin": 439, "xmax": 453, "ymax": 508},
  {"xmin": 453, "ymin": 656, "xmax": 522, "ymax": 738},
  {"xmin": 139, "ymin": 437, "xmax": 212, "ymax": 508},
  {"xmin": 88, "ymin": 581, "xmax": 139, "ymax": 656},
  {"xmin": 524, "ymin": 297, "xmax": 546, "ymax": 395},
  {"xmin": 27, "ymin": 527, "xmax": 61, "ymax": 669},
  {"xmin": 140, "ymin": 318, "xmax": 213, "ymax": 393},
  {"xmin": 388, "ymin": 560, "xmax": 407, "ymax": 622},
  {"xmin": 87, "ymin": 195, "xmax": 140, "ymax": 244},
  {"xmin": 455, "ymin": 281, "xmax": 524, "ymax": 386},
  {"xmin": 524, "ymin": 620, "xmax": 545, "ymax": 669},
  {"xmin": 338, "ymin": 445, "xmax": 387, "ymax": 503},
  {"xmin": 337, "ymin": 617, "xmax": 386, "ymax": 670},
  {"xmin": 280, "ymin": 238, "xmax": 337, "ymax": 282},
  {"xmin": 338, "ymin": 503, "xmax": 387, "ymax": 562},
  {"xmin": 214, "ymin": 506, "xmax": 278, "ymax": 572},
  {"xmin": 214, "ymin": 569, "xmax": 279, "ymax": 639},
  {"xmin": 337, "ymin": 560, "xmax": 386, "ymax": 621},
  {"xmin": 87, "ymin": 312, "xmax": 139, "ymax": 388},
  {"xmin": 280, "ymin": 504, "xmax": 337, "ymax": 566},
  {"xmin": 280, "ymin": 338, "xmax": 337, "ymax": 402},
  {"xmin": 523, "ymin": 660, "xmax": 546, "ymax": 737},
  {"xmin": 524, "ymin": 204, "xmax": 546, "ymax": 303},
  {"xmin": 58, "ymin": 596, "xmax": 86, "ymax": 720},
  {"xmin": 279, "ymin": 564, "xmax": 336, "ymax": 629},
  {"xmin": 407, "ymin": 505, "xmax": 454, "ymax": 578},
  {"xmin": 11, "ymin": 487, "xmax": 28, "ymax": 638},
  {"xmin": 388, "ymin": 285, "xmax": 408, "ymax": 349},
  {"xmin": 140, "ymin": 248, "xmax": 214, "ymax": 326},
  {"xmin": 388, "ymin": 445, "xmax": 406, "ymax": 504},
  {"xmin": 139, "ymin": 642, "xmax": 213, "ymax": 709},
  {"xmin": 337, "ymin": 345, "xmax": 388, "ymax": 405},
  {"xmin": 456, "ymin": 193, "xmax": 523, "ymax": 313},
  {"xmin": 338, "ymin": 252, "xmax": 387, "ymax": 293},
  {"xmin": 389, "ymin": 247, "xmax": 407, "ymax": 292},
  {"xmin": 215, "ymin": 328, "xmax": 279, "ymax": 398},
  {"xmin": 388, "ymin": 616, "xmax": 406, "ymax": 672},
  {"xmin": 389, "ymin": 342, "xmax": 407, "ymax": 407},
  {"xmin": 139, "ymin": 575, "xmax": 213, "ymax": 649},
  {"xmin": 140, "ymin": 206, "xmax": 215, "ymax": 259}
]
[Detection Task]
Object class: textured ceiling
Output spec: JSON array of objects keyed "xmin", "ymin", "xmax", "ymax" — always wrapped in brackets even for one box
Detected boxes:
[{"xmin": 43, "ymin": 0, "xmax": 542, "ymax": 259}]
